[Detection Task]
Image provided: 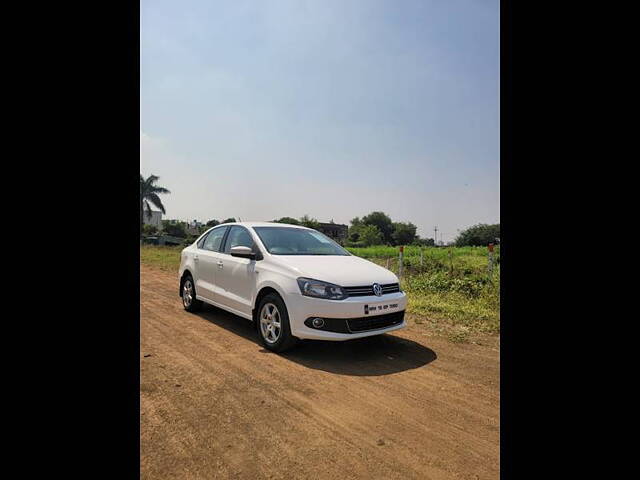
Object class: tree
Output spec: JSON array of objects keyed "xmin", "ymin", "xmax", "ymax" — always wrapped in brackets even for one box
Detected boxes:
[
  {"xmin": 347, "ymin": 223, "xmax": 383, "ymax": 247},
  {"xmin": 273, "ymin": 217, "xmax": 300, "ymax": 225},
  {"xmin": 359, "ymin": 225, "xmax": 384, "ymax": 246},
  {"xmin": 299, "ymin": 215, "xmax": 319, "ymax": 229},
  {"xmin": 391, "ymin": 222, "xmax": 417, "ymax": 246},
  {"xmin": 142, "ymin": 224, "xmax": 158, "ymax": 236},
  {"xmin": 413, "ymin": 236, "xmax": 435, "ymax": 246},
  {"xmin": 206, "ymin": 219, "xmax": 220, "ymax": 227},
  {"xmin": 162, "ymin": 220, "xmax": 187, "ymax": 238},
  {"xmin": 347, "ymin": 227, "xmax": 361, "ymax": 243},
  {"xmin": 361, "ymin": 211, "xmax": 394, "ymax": 244},
  {"xmin": 221, "ymin": 218, "xmax": 236, "ymax": 224},
  {"xmin": 140, "ymin": 174, "xmax": 170, "ymax": 238},
  {"xmin": 454, "ymin": 223, "xmax": 500, "ymax": 247}
]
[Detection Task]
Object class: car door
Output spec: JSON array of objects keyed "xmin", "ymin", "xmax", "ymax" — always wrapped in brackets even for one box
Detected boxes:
[
  {"xmin": 194, "ymin": 226, "xmax": 229, "ymax": 302},
  {"xmin": 214, "ymin": 225, "xmax": 259, "ymax": 316}
]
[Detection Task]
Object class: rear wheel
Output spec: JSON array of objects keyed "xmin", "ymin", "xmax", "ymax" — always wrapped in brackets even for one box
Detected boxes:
[
  {"xmin": 257, "ymin": 293, "xmax": 297, "ymax": 352},
  {"xmin": 181, "ymin": 275, "xmax": 202, "ymax": 312}
]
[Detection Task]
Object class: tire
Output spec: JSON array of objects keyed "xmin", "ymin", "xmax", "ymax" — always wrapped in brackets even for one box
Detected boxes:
[
  {"xmin": 256, "ymin": 293, "xmax": 298, "ymax": 353},
  {"xmin": 181, "ymin": 274, "xmax": 202, "ymax": 312}
]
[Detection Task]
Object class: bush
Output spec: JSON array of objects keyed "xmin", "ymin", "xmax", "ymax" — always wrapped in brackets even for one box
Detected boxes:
[{"xmin": 142, "ymin": 224, "xmax": 158, "ymax": 236}]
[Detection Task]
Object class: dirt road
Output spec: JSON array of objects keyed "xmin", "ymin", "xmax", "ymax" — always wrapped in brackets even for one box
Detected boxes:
[{"xmin": 140, "ymin": 264, "xmax": 499, "ymax": 479}]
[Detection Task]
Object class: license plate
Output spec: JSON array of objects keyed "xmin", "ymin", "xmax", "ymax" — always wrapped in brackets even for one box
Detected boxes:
[{"xmin": 364, "ymin": 303, "xmax": 399, "ymax": 315}]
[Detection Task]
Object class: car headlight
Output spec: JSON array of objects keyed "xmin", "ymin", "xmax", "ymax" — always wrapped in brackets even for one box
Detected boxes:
[{"xmin": 296, "ymin": 277, "xmax": 347, "ymax": 300}]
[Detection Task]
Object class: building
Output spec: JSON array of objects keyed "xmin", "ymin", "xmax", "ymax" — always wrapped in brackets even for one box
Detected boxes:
[
  {"xmin": 186, "ymin": 220, "xmax": 203, "ymax": 236},
  {"xmin": 143, "ymin": 210, "xmax": 163, "ymax": 230},
  {"xmin": 316, "ymin": 222, "xmax": 348, "ymax": 244}
]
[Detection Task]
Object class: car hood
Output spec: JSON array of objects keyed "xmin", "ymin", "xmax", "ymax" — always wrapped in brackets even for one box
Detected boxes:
[{"xmin": 272, "ymin": 255, "xmax": 399, "ymax": 286}]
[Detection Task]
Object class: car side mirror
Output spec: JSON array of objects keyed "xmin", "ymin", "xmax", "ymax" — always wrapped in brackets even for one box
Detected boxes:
[{"xmin": 230, "ymin": 245, "xmax": 257, "ymax": 260}]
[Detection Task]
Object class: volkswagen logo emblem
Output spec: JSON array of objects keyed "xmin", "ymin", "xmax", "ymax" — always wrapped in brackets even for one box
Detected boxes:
[{"xmin": 372, "ymin": 283, "xmax": 383, "ymax": 297}]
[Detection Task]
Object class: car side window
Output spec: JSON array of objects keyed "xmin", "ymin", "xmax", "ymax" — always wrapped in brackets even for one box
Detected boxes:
[
  {"xmin": 201, "ymin": 227, "xmax": 228, "ymax": 252},
  {"xmin": 196, "ymin": 232, "xmax": 209, "ymax": 249},
  {"xmin": 223, "ymin": 226, "xmax": 255, "ymax": 254}
]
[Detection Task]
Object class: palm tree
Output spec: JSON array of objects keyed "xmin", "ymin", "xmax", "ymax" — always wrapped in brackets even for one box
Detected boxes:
[{"xmin": 140, "ymin": 174, "xmax": 170, "ymax": 238}]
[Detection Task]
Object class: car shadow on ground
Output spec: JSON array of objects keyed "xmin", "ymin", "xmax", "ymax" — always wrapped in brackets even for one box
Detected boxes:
[
  {"xmin": 197, "ymin": 303, "xmax": 262, "ymax": 341},
  {"xmin": 280, "ymin": 335, "xmax": 437, "ymax": 376},
  {"xmin": 196, "ymin": 304, "xmax": 437, "ymax": 376}
]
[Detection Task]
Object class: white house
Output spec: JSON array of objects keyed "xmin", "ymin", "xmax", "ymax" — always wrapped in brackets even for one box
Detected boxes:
[{"xmin": 143, "ymin": 210, "xmax": 163, "ymax": 229}]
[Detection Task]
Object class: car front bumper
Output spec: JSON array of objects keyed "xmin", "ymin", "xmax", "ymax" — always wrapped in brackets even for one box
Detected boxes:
[{"xmin": 286, "ymin": 291, "xmax": 408, "ymax": 341}]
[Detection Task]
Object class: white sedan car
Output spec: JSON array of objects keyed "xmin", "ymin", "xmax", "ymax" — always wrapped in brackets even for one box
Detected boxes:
[{"xmin": 178, "ymin": 222, "xmax": 407, "ymax": 352}]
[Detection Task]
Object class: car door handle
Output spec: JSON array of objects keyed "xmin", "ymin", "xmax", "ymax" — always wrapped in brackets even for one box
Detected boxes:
[
  {"xmin": 194, "ymin": 255, "xmax": 199, "ymax": 262},
  {"xmin": 217, "ymin": 261, "xmax": 223, "ymax": 269}
]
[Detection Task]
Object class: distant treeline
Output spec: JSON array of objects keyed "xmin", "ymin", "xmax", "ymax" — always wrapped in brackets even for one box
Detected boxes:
[
  {"xmin": 271, "ymin": 211, "xmax": 498, "ymax": 248},
  {"xmin": 142, "ymin": 212, "xmax": 499, "ymax": 248}
]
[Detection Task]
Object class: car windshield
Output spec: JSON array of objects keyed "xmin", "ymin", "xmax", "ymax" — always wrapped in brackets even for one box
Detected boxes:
[{"xmin": 253, "ymin": 227, "xmax": 350, "ymax": 256}]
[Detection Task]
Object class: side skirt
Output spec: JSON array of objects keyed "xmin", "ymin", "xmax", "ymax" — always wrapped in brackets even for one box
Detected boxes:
[{"xmin": 195, "ymin": 295, "xmax": 254, "ymax": 321}]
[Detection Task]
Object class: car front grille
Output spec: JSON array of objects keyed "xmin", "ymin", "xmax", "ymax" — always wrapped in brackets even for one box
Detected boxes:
[
  {"xmin": 347, "ymin": 311, "xmax": 405, "ymax": 332},
  {"xmin": 343, "ymin": 283, "xmax": 400, "ymax": 297}
]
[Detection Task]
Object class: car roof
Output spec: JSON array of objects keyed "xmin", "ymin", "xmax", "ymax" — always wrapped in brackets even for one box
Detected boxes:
[{"xmin": 215, "ymin": 221, "xmax": 311, "ymax": 230}]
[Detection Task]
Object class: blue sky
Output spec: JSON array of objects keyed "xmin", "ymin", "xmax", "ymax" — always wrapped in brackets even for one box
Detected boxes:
[{"xmin": 141, "ymin": 0, "xmax": 499, "ymax": 242}]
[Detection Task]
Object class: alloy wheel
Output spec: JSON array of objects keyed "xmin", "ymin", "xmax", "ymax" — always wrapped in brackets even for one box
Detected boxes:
[
  {"xmin": 183, "ymin": 279, "xmax": 194, "ymax": 308},
  {"xmin": 260, "ymin": 303, "xmax": 281, "ymax": 344}
]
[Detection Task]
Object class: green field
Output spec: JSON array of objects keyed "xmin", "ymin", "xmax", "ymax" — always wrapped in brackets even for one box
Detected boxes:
[
  {"xmin": 140, "ymin": 244, "xmax": 500, "ymax": 342},
  {"xmin": 353, "ymin": 246, "xmax": 500, "ymax": 341}
]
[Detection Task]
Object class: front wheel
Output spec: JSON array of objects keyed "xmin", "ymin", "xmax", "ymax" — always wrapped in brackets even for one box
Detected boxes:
[{"xmin": 257, "ymin": 293, "xmax": 298, "ymax": 353}]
